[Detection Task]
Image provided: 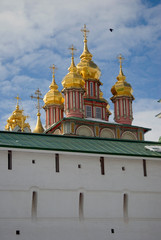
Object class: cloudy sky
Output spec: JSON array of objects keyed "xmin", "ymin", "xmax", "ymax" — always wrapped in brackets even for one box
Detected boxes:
[{"xmin": 0, "ymin": 0, "xmax": 160, "ymax": 141}]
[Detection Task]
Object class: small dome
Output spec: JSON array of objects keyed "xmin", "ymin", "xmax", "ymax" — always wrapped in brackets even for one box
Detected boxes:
[
  {"xmin": 111, "ymin": 55, "xmax": 134, "ymax": 98},
  {"xmin": 43, "ymin": 65, "xmax": 64, "ymax": 106},
  {"xmin": 76, "ymin": 25, "xmax": 101, "ymax": 81},
  {"xmin": 62, "ymin": 54, "xmax": 85, "ymax": 89},
  {"xmin": 33, "ymin": 112, "xmax": 44, "ymax": 133},
  {"xmin": 5, "ymin": 97, "xmax": 31, "ymax": 132}
]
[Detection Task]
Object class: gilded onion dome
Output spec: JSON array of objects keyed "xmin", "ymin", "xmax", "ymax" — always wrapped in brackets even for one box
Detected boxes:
[
  {"xmin": 62, "ymin": 45, "xmax": 85, "ymax": 89},
  {"xmin": 76, "ymin": 24, "xmax": 101, "ymax": 82},
  {"xmin": 33, "ymin": 112, "xmax": 44, "ymax": 133},
  {"xmin": 43, "ymin": 64, "xmax": 64, "ymax": 107},
  {"xmin": 111, "ymin": 54, "xmax": 134, "ymax": 98},
  {"xmin": 5, "ymin": 96, "xmax": 31, "ymax": 132}
]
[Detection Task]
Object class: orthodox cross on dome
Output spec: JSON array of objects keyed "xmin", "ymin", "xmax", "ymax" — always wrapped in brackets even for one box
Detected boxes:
[
  {"xmin": 15, "ymin": 95, "xmax": 20, "ymax": 107},
  {"xmin": 69, "ymin": 44, "xmax": 77, "ymax": 58},
  {"xmin": 81, "ymin": 24, "xmax": 89, "ymax": 40},
  {"xmin": 49, "ymin": 64, "xmax": 57, "ymax": 76},
  {"xmin": 117, "ymin": 54, "xmax": 125, "ymax": 69},
  {"xmin": 49, "ymin": 64, "xmax": 57, "ymax": 85},
  {"xmin": 31, "ymin": 88, "xmax": 43, "ymax": 114}
]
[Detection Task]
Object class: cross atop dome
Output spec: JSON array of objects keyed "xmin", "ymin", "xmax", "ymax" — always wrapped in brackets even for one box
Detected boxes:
[
  {"xmin": 50, "ymin": 64, "xmax": 57, "ymax": 76},
  {"xmin": 31, "ymin": 88, "xmax": 44, "ymax": 133},
  {"xmin": 31, "ymin": 88, "xmax": 43, "ymax": 115},
  {"xmin": 81, "ymin": 24, "xmax": 89, "ymax": 40},
  {"xmin": 69, "ymin": 44, "xmax": 77, "ymax": 58},
  {"xmin": 117, "ymin": 54, "xmax": 125, "ymax": 69},
  {"xmin": 15, "ymin": 95, "xmax": 20, "ymax": 105}
]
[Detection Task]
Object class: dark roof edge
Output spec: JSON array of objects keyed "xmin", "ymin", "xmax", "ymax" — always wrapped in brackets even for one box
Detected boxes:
[
  {"xmin": 0, "ymin": 144, "xmax": 161, "ymax": 159},
  {"xmin": 0, "ymin": 130, "xmax": 160, "ymax": 144}
]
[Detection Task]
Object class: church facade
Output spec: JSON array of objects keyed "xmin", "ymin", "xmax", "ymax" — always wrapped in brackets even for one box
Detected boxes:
[{"xmin": 42, "ymin": 25, "xmax": 149, "ymax": 140}]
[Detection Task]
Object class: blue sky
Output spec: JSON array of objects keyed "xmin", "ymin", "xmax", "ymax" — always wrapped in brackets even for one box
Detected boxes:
[{"xmin": 0, "ymin": 0, "xmax": 160, "ymax": 141}]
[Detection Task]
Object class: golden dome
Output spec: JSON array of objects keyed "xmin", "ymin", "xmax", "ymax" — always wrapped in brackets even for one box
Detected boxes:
[
  {"xmin": 5, "ymin": 96, "xmax": 31, "ymax": 132},
  {"xmin": 43, "ymin": 64, "xmax": 64, "ymax": 107},
  {"xmin": 33, "ymin": 112, "xmax": 44, "ymax": 133},
  {"xmin": 76, "ymin": 25, "xmax": 101, "ymax": 81},
  {"xmin": 111, "ymin": 54, "xmax": 134, "ymax": 98},
  {"xmin": 62, "ymin": 45, "xmax": 85, "ymax": 89}
]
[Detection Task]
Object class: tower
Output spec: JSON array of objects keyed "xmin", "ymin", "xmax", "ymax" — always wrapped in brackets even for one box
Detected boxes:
[
  {"xmin": 5, "ymin": 96, "xmax": 31, "ymax": 132},
  {"xmin": 62, "ymin": 45, "xmax": 85, "ymax": 118},
  {"xmin": 43, "ymin": 65, "xmax": 64, "ymax": 129},
  {"xmin": 111, "ymin": 54, "xmax": 134, "ymax": 125},
  {"xmin": 77, "ymin": 25, "xmax": 111, "ymax": 121},
  {"xmin": 31, "ymin": 89, "xmax": 44, "ymax": 133}
]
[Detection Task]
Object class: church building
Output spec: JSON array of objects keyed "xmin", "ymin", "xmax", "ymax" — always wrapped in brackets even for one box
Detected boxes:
[{"xmin": 0, "ymin": 25, "xmax": 161, "ymax": 240}]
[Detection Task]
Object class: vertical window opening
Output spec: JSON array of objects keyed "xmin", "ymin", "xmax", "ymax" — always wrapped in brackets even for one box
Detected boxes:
[
  {"xmin": 79, "ymin": 193, "xmax": 84, "ymax": 220},
  {"xmin": 55, "ymin": 153, "xmax": 59, "ymax": 172},
  {"xmin": 32, "ymin": 191, "xmax": 37, "ymax": 219},
  {"xmin": 100, "ymin": 157, "xmax": 105, "ymax": 175},
  {"xmin": 90, "ymin": 82, "xmax": 93, "ymax": 96},
  {"xmin": 123, "ymin": 193, "xmax": 128, "ymax": 222},
  {"xmin": 96, "ymin": 107, "xmax": 101, "ymax": 119},
  {"xmin": 8, "ymin": 150, "xmax": 12, "ymax": 170},
  {"xmin": 143, "ymin": 159, "xmax": 147, "ymax": 177},
  {"xmin": 86, "ymin": 106, "xmax": 92, "ymax": 118}
]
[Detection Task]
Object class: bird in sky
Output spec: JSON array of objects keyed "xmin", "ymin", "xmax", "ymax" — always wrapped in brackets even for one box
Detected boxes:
[{"xmin": 109, "ymin": 28, "xmax": 114, "ymax": 32}]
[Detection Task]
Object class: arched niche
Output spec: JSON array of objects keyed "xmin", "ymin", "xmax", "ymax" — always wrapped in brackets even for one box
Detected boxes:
[
  {"xmin": 13, "ymin": 126, "xmax": 31, "ymax": 133},
  {"xmin": 121, "ymin": 131, "xmax": 137, "ymax": 140},
  {"xmin": 100, "ymin": 128, "xmax": 115, "ymax": 138},
  {"xmin": 76, "ymin": 125, "xmax": 94, "ymax": 137},
  {"xmin": 53, "ymin": 129, "xmax": 61, "ymax": 135}
]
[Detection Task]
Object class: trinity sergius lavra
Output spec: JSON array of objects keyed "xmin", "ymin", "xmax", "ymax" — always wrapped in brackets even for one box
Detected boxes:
[{"xmin": 0, "ymin": 25, "xmax": 161, "ymax": 240}]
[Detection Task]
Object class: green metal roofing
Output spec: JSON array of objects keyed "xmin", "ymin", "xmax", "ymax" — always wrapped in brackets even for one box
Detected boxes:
[{"xmin": 0, "ymin": 131, "xmax": 161, "ymax": 158}]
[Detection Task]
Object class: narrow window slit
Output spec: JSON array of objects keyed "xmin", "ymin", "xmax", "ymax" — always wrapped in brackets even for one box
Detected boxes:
[
  {"xmin": 79, "ymin": 193, "xmax": 84, "ymax": 220},
  {"xmin": 123, "ymin": 193, "xmax": 128, "ymax": 222},
  {"xmin": 143, "ymin": 159, "xmax": 147, "ymax": 177},
  {"xmin": 100, "ymin": 157, "xmax": 105, "ymax": 175},
  {"xmin": 8, "ymin": 150, "xmax": 12, "ymax": 170},
  {"xmin": 32, "ymin": 191, "xmax": 37, "ymax": 219},
  {"xmin": 55, "ymin": 153, "xmax": 59, "ymax": 172}
]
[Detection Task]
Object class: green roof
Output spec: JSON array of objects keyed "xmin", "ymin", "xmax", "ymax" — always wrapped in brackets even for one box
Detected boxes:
[{"xmin": 0, "ymin": 131, "xmax": 161, "ymax": 158}]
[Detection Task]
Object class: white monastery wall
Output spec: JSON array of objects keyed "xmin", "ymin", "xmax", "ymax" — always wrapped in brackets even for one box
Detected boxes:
[{"xmin": 0, "ymin": 148, "xmax": 161, "ymax": 240}]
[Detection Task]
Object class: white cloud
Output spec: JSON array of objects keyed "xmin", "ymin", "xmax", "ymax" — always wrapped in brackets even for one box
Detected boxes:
[{"xmin": 133, "ymin": 99, "xmax": 161, "ymax": 141}]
